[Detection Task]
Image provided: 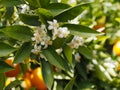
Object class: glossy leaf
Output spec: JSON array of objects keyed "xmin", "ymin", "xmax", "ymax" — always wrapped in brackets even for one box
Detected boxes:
[
  {"xmin": 46, "ymin": 3, "xmax": 71, "ymax": 16},
  {"xmin": 19, "ymin": 14, "xmax": 41, "ymax": 26},
  {"xmin": 76, "ymin": 81, "xmax": 95, "ymax": 90},
  {"xmin": 78, "ymin": 46, "xmax": 93, "ymax": 60},
  {"xmin": 13, "ymin": 42, "xmax": 32, "ymax": 64},
  {"xmin": 39, "ymin": 0, "xmax": 50, "ymax": 7},
  {"xmin": 4, "ymin": 7, "xmax": 14, "ymax": 19},
  {"xmin": 0, "ymin": 73, "xmax": 5, "ymax": 90},
  {"xmin": 54, "ymin": 3, "xmax": 89, "ymax": 22},
  {"xmin": 63, "ymin": 45, "xmax": 73, "ymax": 64},
  {"xmin": 52, "ymin": 38, "xmax": 65, "ymax": 49},
  {"xmin": 36, "ymin": 8, "xmax": 53, "ymax": 23},
  {"xmin": 0, "ymin": 25, "xmax": 33, "ymax": 42},
  {"xmin": 25, "ymin": 0, "xmax": 40, "ymax": 9},
  {"xmin": 42, "ymin": 47, "xmax": 66, "ymax": 70},
  {"xmin": 94, "ymin": 64, "xmax": 112, "ymax": 82},
  {"xmin": 75, "ymin": 62, "xmax": 87, "ymax": 80},
  {"xmin": 0, "ymin": 42, "xmax": 16, "ymax": 57},
  {"xmin": 41, "ymin": 60, "xmax": 53, "ymax": 90},
  {"xmin": 64, "ymin": 77, "xmax": 75, "ymax": 90},
  {"xmin": 0, "ymin": 0, "xmax": 24, "ymax": 7},
  {"xmin": 0, "ymin": 61, "xmax": 14, "ymax": 73},
  {"xmin": 63, "ymin": 24, "xmax": 102, "ymax": 38},
  {"xmin": 51, "ymin": 0, "xmax": 58, "ymax": 3}
]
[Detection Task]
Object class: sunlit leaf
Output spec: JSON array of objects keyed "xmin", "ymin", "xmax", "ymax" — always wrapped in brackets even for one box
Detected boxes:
[
  {"xmin": 63, "ymin": 24, "xmax": 103, "ymax": 38},
  {"xmin": 0, "ymin": 42, "xmax": 16, "ymax": 57},
  {"xmin": 0, "ymin": 25, "xmax": 33, "ymax": 42},
  {"xmin": 54, "ymin": 3, "xmax": 89, "ymax": 22},
  {"xmin": 45, "ymin": 3, "xmax": 71, "ymax": 16},
  {"xmin": 94, "ymin": 64, "xmax": 112, "ymax": 82},
  {"xmin": 36, "ymin": 8, "xmax": 53, "ymax": 23},
  {"xmin": 0, "ymin": 0, "xmax": 24, "ymax": 7}
]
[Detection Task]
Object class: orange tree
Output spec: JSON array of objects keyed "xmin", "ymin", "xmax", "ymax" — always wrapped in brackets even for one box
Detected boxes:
[{"xmin": 0, "ymin": 0, "xmax": 120, "ymax": 90}]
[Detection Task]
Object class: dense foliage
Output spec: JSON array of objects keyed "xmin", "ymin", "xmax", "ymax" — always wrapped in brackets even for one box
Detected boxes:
[{"xmin": 0, "ymin": 0, "xmax": 120, "ymax": 90}]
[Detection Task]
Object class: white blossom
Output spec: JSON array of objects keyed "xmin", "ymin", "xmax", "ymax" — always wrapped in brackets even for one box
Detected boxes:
[
  {"xmin": 48, "ymin": 19, "xmax": 70, "ymax": 40},
  {"xmin": 53, "ymin": 27, "xmax": 70, "ymax": 39},
  {"xmin": 31, "ymin": 44, "xmax": 41, "ymax": 54},
  {"xmin": 86, "ymin": 63, "xmax": 94, "ymax": 71},
  {"xmin": 31, "ymin": 25, "xmax": 52, "ymax": 54},
  {"xmin": 48, "ymin": 19, "xmax": 59, "ymax": 30},
  {"xmin": 75, "ymin": 53, "xmax": 81, "ymax": 62},
  {"xmin": 68, "ymin": 36, "xmax": 84, "ymax": 49}
]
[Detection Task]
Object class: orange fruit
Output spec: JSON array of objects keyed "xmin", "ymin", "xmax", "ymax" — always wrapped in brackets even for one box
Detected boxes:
[
  {"xmin": 30, "ymin": 67, "xmax": 47, "ymax": 90},
  {"xmin": 113, "ymin": 40, "xmax": 120, "ymax": 56},
  {"xmin": 22, "ymin": 71, "xmax": 32, "ymax": 90},
  {"xmin": 116, "ymin": 62, "xmax": 120, "ymax": 71},
  {"xmin": 93, "ymin": 24, "xmax": 105, "ymax": 32},
  {"xmin": 5, "ymin": 59, "xmax": 20, "ymax": 77}
]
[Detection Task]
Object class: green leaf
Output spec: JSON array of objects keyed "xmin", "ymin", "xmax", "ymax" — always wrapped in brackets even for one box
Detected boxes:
[
  {"xmin": 94, "ymin": 64, "xmax": 112, "ymax": 82},
  {"xmin": 64, "ymin": 77, "xmax": 76, "ymax": 90},
  {"xmin": 51, "ymin": 0, "xmax": 58, "ymax": 3},
  {"xmin": 54, "ymin": 3, "xmax": 89, "ymax": 22},
  {"xmin": 0, "ymin": 42, "xmax": 16, "ymax": 57},
  {"xmin": 0, "ymin": 61, "xmax": 14, "ymax": 73},
  {"xmin": 0, "ymin": 0, "xmax": 24, "ymax": 7},
  {"xmin": 39, "ymin": 0, "xmax": 50, "ymax": 7},
  {"xmin": 63, "ymin": 45, "xmax": 73, "ymax": 64},
  {"xmin": 0, "ymin": 73, "xmax": 5, "ymax": 90},
  {"xmin": 61, "ymin": 0, "xmax": 69, "ymax": 3},
  {"xmin": 46, "ymin": 3, "xmax": 71, "ymax": 16},
  {"xmin": 63, "ymin": 24, "xmax": 102, "ymax": 38},
  {"xmin": 42, "ymin": 47, "xmax": 66, "ymax": 70},
  {"xmin": 13, "ymin": 42, "xmax": 32, "ymax": 64},
  {"xmin": 76, "ymin": 81, "xmax": 95, "ymax": 90},
  {"xmin": 5, "ymin": 80, "xmax": 22, "ymax": 90},
  {"xmin": 41, "ymin": 60, "xmax": 53, "ymax": 90},
  {"xmin": 0, "ymin": 25, "xmax": 33, "ymax": 42},
  {"xmin": 36, "ymin": 8, "xmax": 53, "ymax": 23},
  {"xmin": 78, "ymin": 46, "xmax": 93, "ymax": 60},
  {"xmin": 4, "ymin": 7, "xmax": 14, "ymax": 19},
  {"xmin": 19, "ymin": 14, "xmax": 41, "ymax": 26},
  {"xmin": 75, "ymin": 62, "xmax": 87, "ymax": 80},
  {"xmin": 52, "ymin": 38, "xmax": 65, "ymax": 49},
  {"xmin": 25, "ymin": 0, "xmax": 40, "ymax": 9}
]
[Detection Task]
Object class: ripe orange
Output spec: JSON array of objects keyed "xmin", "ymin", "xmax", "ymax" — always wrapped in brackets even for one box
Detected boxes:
[
  {"xmin": 116, "ymin": 62, "xmax": 120, "ymax": 71},
  {"xmin": 5, "ymin": 59, "xmax": 20, "ymax": 77},
  {"xmin": 93, "ymin": 24, "xmax": 105, "ymax": 32},
  {"xmin": 22, "ymin": 71, "xmax": 32, "ymax": 90},
  {"xmin": 113, "ymin": 40, "xmax": 120, "ymax": 56},
  {"xmin": 30, "ymin": 67, "xmax": 47, "ymax": 90}
]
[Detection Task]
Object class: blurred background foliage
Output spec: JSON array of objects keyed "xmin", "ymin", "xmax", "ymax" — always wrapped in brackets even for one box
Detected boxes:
[{"xmin": 1, "ymin": 0, "xmax": 120, "ymax": 90}]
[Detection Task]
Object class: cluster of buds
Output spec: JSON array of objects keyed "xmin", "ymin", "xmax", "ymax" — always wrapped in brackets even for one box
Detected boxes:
[{"xmin": 48, "ymin": 19, "xmax": 70, "ymax": 40}]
